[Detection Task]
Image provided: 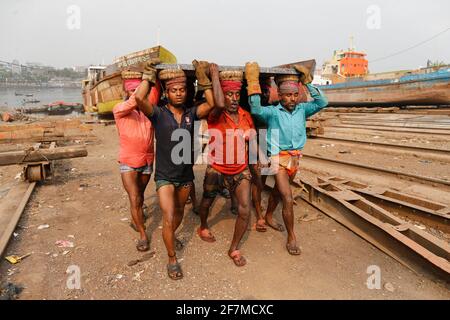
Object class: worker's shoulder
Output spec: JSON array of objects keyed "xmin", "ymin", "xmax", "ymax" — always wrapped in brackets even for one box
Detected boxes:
[{"xmin": 112, "ymin": 100, "xmax": 125, "ymax": 111}]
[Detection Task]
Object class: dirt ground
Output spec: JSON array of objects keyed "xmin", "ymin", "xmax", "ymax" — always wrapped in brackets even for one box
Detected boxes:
[{"xmin": 0, "ymin": 121, "xmax": 449, "ymax": 300}]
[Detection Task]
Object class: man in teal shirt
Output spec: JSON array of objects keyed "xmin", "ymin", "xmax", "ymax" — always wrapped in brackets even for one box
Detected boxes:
[{"xmin": 245, "ymin": 62, "xmax": 328, "ymax": 255}]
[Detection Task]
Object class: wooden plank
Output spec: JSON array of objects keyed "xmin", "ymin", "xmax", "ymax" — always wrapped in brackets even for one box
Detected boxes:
[
  {"xmin": 0, "ymin": 135, "xmax": 97, "ymax": 144},
  {"xmin": 0, "ymin": 146, "xmax": 88, "ymax": 166},
  {"xmin": 0, "ymin": 181, "xmax": 36, "ymax": 257}
]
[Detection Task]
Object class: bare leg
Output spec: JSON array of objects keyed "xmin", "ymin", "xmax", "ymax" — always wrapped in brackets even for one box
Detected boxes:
[
  {"xmin": 199, "ymin": 197, "xmax": 215, "ymax": 230},
  {"xmin": 121, "ymin": 171, "xmax": 147, "ymax": 242},
  {"xmin": 138, "ymin": 173, "xmax": 151, "ymax": 198},
  {"xmin": 230, "ymin": 192, "xmax": 238, "ymax": 215},
  {"xmin": 265, "ymin": 183, "xmax": 285, "ymax": 232},
  {"xmin": 228, "ymin": 179, "xmax": 251, "ymax": 266},
  {"xmin": 173, "ymin": 184, "xmax": 191, "ymax": 232},
  {"xmin": 189, "ymin": 183, "xmax": 200, "ymax": 214},
  {"xmin": 157, "ymin": 185, "xmax": 177, "ymax": 264},
  {"xmin": 274, "ymin": 169, "xmax": 300, "ymax": 255},
  {"xmin": 138, "ymin": 173, "xmax": 151, "ymax": 219},
  {"xmin": 252, "ymin": 174, "xmax": 267, "ymax": 231},
  {"xmin": 198, "ymin": 168, "xmax": 218, "ymax": 242}
]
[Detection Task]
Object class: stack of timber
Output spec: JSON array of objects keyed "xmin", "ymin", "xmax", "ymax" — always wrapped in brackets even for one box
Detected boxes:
[{"xmin": 0, "ymin": 119, "xmax": 96, "ymax": 144}]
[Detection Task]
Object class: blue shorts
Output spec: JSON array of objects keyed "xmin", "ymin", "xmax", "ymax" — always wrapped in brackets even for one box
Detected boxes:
[{"xmin": 119, "ymin": 163, "xmax": 153, "ymax": 175}]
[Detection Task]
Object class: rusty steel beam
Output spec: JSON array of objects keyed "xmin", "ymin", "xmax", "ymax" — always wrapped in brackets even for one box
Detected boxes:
[
  {"xmin": 301, "ymin": 153, "xmax": 450, "ymax": 187},
  {"xmin": 322, "ymin": 124, "xmax": 450, "ymax": 136},
  {"xmin": 295, "ymin": 176, "xmax": 450, "ymax": 281},
  {"xmin": 155, "ymin": 63, "xmax": 302, "ymax": 76},
  {"xmin": 124, "ymin": 60, "xmax": 316, "ymax": 77},
  {"xmin": 309, "ymin": 136, "xmax": 450, "ymax": 155},
  {"xmin": 317, "ymin": 176, "xmax": 450, "ymax": 234}
]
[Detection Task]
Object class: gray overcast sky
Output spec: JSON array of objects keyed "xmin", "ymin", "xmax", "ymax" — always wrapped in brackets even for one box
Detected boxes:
[{"xmin": 1, "ymin": 0, "xmax": 449, "ymax": 72}]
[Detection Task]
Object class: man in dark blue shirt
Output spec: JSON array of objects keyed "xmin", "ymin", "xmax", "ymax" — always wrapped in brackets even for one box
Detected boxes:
[{"xmin": 135, "ymin": 60, "xmax": 215, "ymax": 280}]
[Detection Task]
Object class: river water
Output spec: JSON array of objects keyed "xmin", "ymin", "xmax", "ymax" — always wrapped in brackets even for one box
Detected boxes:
[{"xmin": 0, "ymin": 87, "xmax": 82, "ymax": 110}]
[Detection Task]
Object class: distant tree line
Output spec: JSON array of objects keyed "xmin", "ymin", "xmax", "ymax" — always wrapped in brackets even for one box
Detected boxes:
[{"xmin": 0, "ymin": 66, "xmax": 86, "ymax": 84}]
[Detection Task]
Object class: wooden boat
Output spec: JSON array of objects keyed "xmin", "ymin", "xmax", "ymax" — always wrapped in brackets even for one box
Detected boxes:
[
  {"xmin": 22, "ymin": 99, "xmax": 40, "ymax": 104},
  {"xmin": 82, "ymin": 46, "xmax": 177, "ymax": 115},
  {"xmin": 46, "ymin": 101, "xmax": 84, "ymax": 115}
]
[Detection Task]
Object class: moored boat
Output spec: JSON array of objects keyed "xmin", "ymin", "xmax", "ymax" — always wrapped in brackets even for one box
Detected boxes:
[
  {"xmin": 22, "ymin": 99, "xmax": 40, "ymax": 104},
  {"xmin": 317, "ymin": 45, "xmax": 450, "ymax": 107},
  {"xmin": 319, "ymin": 66, "xmax": 450, "ymax": 107},
  {"xmin": 46, "ymin": 101, "xmax": 84, "ymax": 115},
  {"xmin": 82, "ymin": 46, "xmax": 177, "ymax": 115}
]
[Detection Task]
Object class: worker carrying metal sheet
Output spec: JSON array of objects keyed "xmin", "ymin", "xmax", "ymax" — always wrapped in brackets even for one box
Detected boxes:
[{"xmin": 246, "ymin": 61, "xmax": 329, "ymax": 256}]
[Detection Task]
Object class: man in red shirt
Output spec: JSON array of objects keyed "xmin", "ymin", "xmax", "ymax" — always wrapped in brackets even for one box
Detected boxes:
[
  {"xmin": 197, "ymin": 65, "xmax": 256, "ymax": 267},
  {"xmin": 113, "ymin": 71, "xmax": 160, "ymax": 252}
]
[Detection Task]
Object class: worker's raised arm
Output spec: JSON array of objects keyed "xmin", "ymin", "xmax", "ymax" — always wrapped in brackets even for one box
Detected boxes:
[
  {"xmin": 193, "ymin": 60, "xmax": 216, "ymax": 119},
  {"xmin": 302, "ymin": 84, "xmax": 328, "ymax": 117},
  {"xmin": 245, "ymin": 62, "xmax": 271, "ymax": 124},
  {"xmin": 113, "ymin": 93, "xmax": 138, "ymax": 119},
  {"xmin": 294, "ymin": 65, "xmax": 328, "ymax": 118},
  {"xmin": 208, "ymin": 63, "xmax": 225, "ymax": 120},
  {"xmin": 135, "ymin": 61, "xmax": 158, "ymax": 117}
]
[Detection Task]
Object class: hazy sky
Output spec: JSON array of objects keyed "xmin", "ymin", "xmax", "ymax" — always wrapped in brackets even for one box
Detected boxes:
[{"xmin": 1, "ymin": 0, "xmax": 449, "ymax": 72}]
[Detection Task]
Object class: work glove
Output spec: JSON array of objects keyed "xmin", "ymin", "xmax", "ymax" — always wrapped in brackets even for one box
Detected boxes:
[
  {"xmin": 294, "ymin": 65, "xmax": 313, "ymax": 85},
  {"xmin": 142, "ymin": 59, "xmax": 159, "ymax": 84},
  {"xmin": 192, "ymin": 60, "xmax": 212, "ymax": 91},
  {"xmin": 245, "ymin": 62, "xmax": 262, "ymax": 96}
]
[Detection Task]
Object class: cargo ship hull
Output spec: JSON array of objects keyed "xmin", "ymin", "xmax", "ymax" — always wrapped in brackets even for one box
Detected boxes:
[{"xmin": 320, "ymin": 67, "xmax": 450, "ymax": 107}]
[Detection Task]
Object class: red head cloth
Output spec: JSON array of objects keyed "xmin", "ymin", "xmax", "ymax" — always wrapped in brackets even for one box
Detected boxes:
[
  {"xmin": 278, "ymin": 80, "xmax": 299, "ymax": 94},
  {"xmin": 123, "ymin": 79, "xmax": 142, "ymax": 92},
  {"xmin": 220, "ymin": 80, "xmax": 242, "ymax": 93},
  {"xmin": 165, "ymin": 77, "xmax": 187, "ymax": 90}
]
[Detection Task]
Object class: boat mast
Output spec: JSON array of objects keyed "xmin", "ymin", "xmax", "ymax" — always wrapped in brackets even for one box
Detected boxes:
[{"xmin": 157, "ymin": 27, "xmax": 161, "ymax": 46}]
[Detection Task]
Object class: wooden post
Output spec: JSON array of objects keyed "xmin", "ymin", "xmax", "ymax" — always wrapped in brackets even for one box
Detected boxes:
[{"xmin": 0, "ymin": 146, "xmax": 88, "ymax": 166}]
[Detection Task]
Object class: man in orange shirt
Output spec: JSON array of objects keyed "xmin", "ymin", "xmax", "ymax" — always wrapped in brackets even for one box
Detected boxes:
[
  {"xmin": 197, "ymin": 65, "xmax": 256, "ymax": 267},
  {"xmin": 113, "ymin": 71, "xmax": 160, "ymax": 252}
]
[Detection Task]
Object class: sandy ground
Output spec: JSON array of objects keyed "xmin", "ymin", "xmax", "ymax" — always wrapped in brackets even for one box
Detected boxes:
[{"xmin": 0, "ymin": 121, "xmax": 449, "ymax": 300}]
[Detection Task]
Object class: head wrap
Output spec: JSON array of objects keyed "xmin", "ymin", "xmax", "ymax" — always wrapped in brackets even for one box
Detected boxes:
[
  {"xmin": 159, "ymin": 69, "xmax": 187, "ymax": 90},
  {"xmin": 121, "ymin": 71, "xmax": 142, "ymax": 92},
  {"xmin": 278, "ymin": 80, "xmax": 299, "ymax": 94},
  {"xmin": 123, "ymin": 79, "xmax": 142, "ymax": 92},
  {"xmin": 165, "ymin": 76, "xmax": 187, "ymax": 90},
  {"xmin": 220, "ymin": 80, "xmax": 242, "ymax": 93},
  {"xmin": 219, "ymin": 71, "xmax": 243, "ymax": 93}
]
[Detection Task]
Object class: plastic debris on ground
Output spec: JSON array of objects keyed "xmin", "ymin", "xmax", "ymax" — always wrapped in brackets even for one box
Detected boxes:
[{"xmin": 55, "ymin": 240, "xmax": 74, "ymax": 248}]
